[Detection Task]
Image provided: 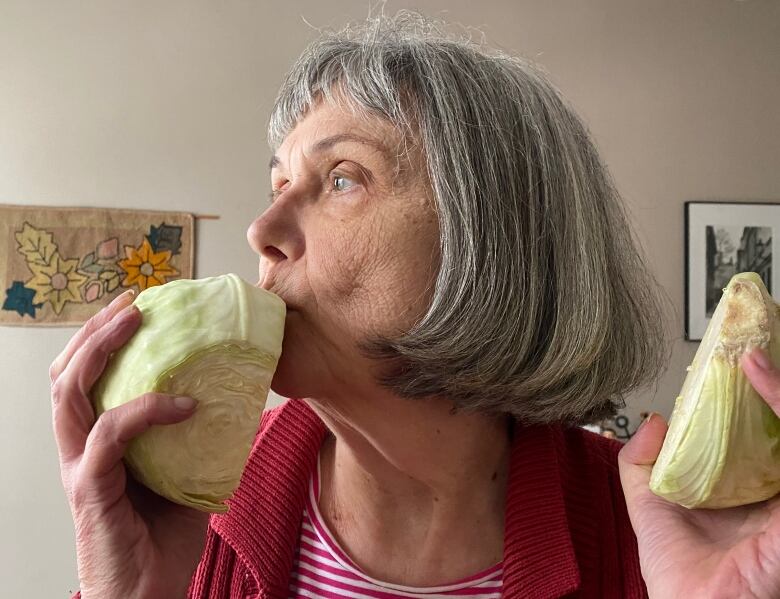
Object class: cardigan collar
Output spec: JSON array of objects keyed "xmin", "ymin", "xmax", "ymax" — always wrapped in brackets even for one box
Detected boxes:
[
  {"xmin": 213, "ymin": 399, "xmax": 580, "ymax": 598},
  {"xmin": 212, "ymin": 399, "xmax": 327, "ymax": 598},
  {"xmin": 502, "ymin": 422, "xmax": 581, "ymax": 597}
]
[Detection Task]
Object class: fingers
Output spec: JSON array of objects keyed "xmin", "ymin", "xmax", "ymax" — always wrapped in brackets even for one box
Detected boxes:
[
  {"xmin": 52, "ymin": 303, "xmax": 142, "ymax": 464},
  {"xmin": 49, "ymin": 289, "xmax": 135, "ymax": 384},
  {"xmin": 81, "ymin": 393, "xmax": 198, "ymax": 484},
  {"xmin": 741, "ymin": 348, "xmax": 780, "ymax": 414},
  {"xmin": 618, "ymin": 413, "xmax": 669, "ymax": 525}
]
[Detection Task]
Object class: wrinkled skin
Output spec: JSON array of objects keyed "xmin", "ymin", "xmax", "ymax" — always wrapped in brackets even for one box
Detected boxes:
[
  {"xmin": 247, "ymin": 99, "xmax": 440, "ymax": 409},
  {"xmin": 50, "ymin": 291, "xmax": 208, "ymax": 599},
  {"xmin": 620, "ymin": 347, "xmax": 780, "ymax": 598}
]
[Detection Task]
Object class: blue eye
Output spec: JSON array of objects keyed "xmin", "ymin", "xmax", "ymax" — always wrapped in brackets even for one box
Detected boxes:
[{"xmin": 332, "ymin": 175, "xmax": 355, "ymax": 192}]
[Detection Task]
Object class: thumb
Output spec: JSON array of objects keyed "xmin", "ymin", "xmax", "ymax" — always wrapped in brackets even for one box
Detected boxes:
[
  {"xmin": 620, "ymin": 412, "xmax": 668, "ymax": 468},
  {"xmin": 618, "ymin": 413, "xmax": 669, "ymax": 525},
  {"xmin": 741, "ymin": 347, "xmax": 780, "ymax": 415}
]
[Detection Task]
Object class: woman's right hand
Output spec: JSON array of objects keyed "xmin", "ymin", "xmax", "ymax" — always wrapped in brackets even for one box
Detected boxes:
[{"xmin": 51, "ymin": 289, "xmax": 210, "ymax": 599}]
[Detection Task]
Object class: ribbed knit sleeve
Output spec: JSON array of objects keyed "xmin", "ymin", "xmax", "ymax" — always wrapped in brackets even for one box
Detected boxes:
[{"xmin": 187, "ymin": 524, "xmax": 255, "ymax": 598}]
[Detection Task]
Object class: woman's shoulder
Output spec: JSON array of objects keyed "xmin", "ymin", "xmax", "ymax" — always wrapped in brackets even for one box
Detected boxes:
[
  {"xmin": 550, "ymin": 424, "xmax": 626, "ymax": 491},
  {"xmin": 508, "ymin": 422, "xmax": 629, "ymax": 525},
  {"xmin": 504, "ymin": 423, "xmax": 644, "ymax": 596},
  {"xmin": 559, "ymin": 427, "xmax": 644, "ymax": 578},
  {"xmin": 561, "ymin": 424, "xmax": 625, "ymax": 465}
]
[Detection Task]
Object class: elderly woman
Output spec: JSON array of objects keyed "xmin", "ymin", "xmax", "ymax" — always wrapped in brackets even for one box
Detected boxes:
[{"xmin": 53, "ymin": 13, "xmax": 780, "ymax": 599}]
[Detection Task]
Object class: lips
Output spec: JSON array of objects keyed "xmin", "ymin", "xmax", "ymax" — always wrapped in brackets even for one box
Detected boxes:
[{"xmin": 255, "ymin": 281, "xmax": 298, "ymax": 312}]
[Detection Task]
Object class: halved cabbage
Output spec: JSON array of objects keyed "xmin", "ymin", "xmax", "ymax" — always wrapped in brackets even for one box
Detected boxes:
[
  {"xmin": 650, "ymin": 272, "xmax": 780, "ymax": 509},
  {"xmin": 92, "ymin": 273, "xmax": 286, "ymax": 513}
]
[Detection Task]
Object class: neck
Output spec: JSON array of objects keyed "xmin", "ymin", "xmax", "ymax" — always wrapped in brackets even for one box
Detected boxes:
[{"xmin": 308, "ymin": 394, "xmax": 512, "ymax": 586}]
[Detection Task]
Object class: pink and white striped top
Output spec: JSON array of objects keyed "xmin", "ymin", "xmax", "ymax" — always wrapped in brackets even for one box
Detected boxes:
[{"xmin": 288, "ymin": 457, "xmax": 503, "ymax": 598}]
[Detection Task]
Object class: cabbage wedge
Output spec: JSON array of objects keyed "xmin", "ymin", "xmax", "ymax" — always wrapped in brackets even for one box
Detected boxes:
[
  {"xmin": 92, "ymin": 273, "xmax": 286, "ymax": 513},
  {"xmin": 650, "ymin": 272, "xmax": 780, "ymax": 509}
]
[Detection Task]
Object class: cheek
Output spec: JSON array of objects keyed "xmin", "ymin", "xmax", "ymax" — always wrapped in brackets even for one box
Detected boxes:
[
  {"xmin": 314, "ymin": 231, "xmax": 372, "ymax": 302},
  {"xmin": 307, "ymin": 214, "xmax": 438, "ymax": 337},
  {"xmin": 307, "ymin": 228, "xmax": 390, "ymax": 331}
]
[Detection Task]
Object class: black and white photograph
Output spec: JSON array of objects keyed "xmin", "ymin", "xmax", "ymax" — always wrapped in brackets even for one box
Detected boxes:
[
  {"xmin": 687, "ymin": 202, "xmax": 778, "ymax": 340},
  {"xmin": 705, "ymin": 224, "xmax": 772, "ymax": 317}
]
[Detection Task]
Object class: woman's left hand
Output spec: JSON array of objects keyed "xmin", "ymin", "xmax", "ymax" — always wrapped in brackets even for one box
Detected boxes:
[{"xmin": 619, "ymin": 347, "xmax": 780, "ymax": 599}]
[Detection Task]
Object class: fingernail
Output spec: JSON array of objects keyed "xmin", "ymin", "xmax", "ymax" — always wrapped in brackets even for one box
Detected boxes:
[
  {"xmin": 173, "ymin": 396, "xmax": 197, "ymax": 411},
  {"xmin": 638, "ymin": 412, "xmax": 656, "ymax": 432},
  {"xmin": 110, "ymin": 289, "xmax": 135, "ymax": 307},
  {"xmin": 749, "ymin": 348, "xmax": 772, "ymax": 371}
]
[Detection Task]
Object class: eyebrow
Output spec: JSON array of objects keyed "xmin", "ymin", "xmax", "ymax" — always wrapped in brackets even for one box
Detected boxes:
[{"xmin": 268, "ymin": 133, "xmax": 394, "ymax": 171}]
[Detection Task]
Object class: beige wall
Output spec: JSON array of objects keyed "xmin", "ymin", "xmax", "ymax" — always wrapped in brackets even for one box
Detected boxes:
[{"xmin": 1, "ymin": 1, "xmax": 778, "ymax": 595}]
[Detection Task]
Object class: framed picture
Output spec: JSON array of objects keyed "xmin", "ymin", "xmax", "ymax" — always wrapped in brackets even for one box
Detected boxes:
[{"xmin": 685, "ymin": 201, "xmax": 777, "ymax": 341}]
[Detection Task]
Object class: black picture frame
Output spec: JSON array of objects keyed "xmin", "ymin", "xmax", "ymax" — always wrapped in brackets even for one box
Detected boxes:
[{"xmin": 685, "ymin": 201, "xmax": 777, "ymax": 341}]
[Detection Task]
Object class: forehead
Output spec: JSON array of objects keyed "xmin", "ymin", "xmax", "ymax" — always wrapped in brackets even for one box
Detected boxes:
[{"xmin": 271, "ymin": 100, "xmax": 406, "ymax": 167}]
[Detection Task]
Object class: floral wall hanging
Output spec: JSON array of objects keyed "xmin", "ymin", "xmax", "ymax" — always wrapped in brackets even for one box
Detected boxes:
[{"xmin": 0, "ymin": 204, "xmax": 196, "ymax": 326}]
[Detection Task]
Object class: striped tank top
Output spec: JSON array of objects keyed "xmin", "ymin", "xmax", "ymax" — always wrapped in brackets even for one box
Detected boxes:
[{"xmin": 288, "ymin": 457, "xmax": 503, "ymax": 598}]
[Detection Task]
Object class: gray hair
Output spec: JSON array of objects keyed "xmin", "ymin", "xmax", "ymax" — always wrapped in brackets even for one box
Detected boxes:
[{"xmin": 268, "ymin": 11, "xmax": 673, "ymax": 426}]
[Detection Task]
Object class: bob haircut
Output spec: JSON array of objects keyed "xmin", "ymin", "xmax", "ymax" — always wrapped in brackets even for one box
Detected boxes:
[{"xmin": 268, "ymin": 11, "xmax": 673, "ymax": 426}]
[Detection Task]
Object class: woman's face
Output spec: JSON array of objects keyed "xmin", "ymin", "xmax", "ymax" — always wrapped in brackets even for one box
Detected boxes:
[{"xmin": 247, "ymin": 100, "xmax": 440, "ymax": 401}]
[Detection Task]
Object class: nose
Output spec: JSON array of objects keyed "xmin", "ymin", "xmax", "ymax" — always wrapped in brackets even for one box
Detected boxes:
[{"xmin": 246, "ymin": 193, "xmax": 305, "ymax": 267}]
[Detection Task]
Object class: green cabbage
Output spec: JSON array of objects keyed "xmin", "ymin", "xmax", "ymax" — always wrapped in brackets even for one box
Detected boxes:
[
  {"xmin": 92, "ymin": 273, "xmax": 286, "ymax": 513},
  {"xmin": 650, "ymin": 272, "xmax": 780, "ymax": 509}
]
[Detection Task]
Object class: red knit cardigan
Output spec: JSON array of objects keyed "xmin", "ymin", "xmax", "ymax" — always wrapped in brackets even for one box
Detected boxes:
[{"xmin": 72, "ymin": 399, "xmax": 647, "ymax": 598}]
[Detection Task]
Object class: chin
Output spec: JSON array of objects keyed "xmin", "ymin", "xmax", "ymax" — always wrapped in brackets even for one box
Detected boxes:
[
  {"xmin": 269, "ymin": 354, "xmax": 304, "ymax": 399},
  {"xmin": 268, "ymin": 313, "xmax": 316, "ymax": 399}
]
